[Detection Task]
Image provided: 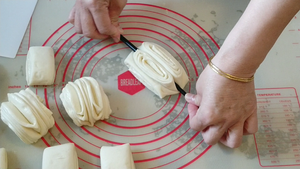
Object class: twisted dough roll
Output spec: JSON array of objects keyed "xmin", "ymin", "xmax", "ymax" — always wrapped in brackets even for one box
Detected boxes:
[
  {"xmin": 0, "ymin": 88, "xmax": 54, "ymax": 144},
  {"xmin": 60, "ymin": 77, "xmax": 111, "ymax": 127},
  {"xmin": 124, "ymin": 42, "xmax": 188, "ymax": 98}
]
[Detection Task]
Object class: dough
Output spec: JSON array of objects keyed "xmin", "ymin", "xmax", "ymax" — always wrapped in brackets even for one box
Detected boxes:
[
  {"xmin": 60, "ymin": 77, "xmax": 112, "ymax": 127},
  {"xmin": 0, "ymin": 88, "xmax": 54, "ymax": 144},
  {"xmin": 26, "ymin": 46, "xmax": 55, "ymax": 86},
  {"xmin": 100, "ymin": 143, "xmax": 135, "ymax": 169},
  {"xmin": 42, "ymin": 143, "xmax": 78, "ymax": 169},
  {"xmin": 0, "ymin": 148, "xmax": 7, "ymax": 169},
  {"xmin": 124, "ymin": 42, "xmax": 188, "ymax": 98}
]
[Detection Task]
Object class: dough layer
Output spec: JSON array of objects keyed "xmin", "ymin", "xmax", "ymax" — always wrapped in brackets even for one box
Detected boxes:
[
  {"xmin": 124, "ymin": 42, "xmax": 188, "ymax": 98},
  {"xmin": 0, "ymin": 148, "xmax": 7, "ymax": 169},
  {"xmin": 100, "ymin": 143, "xmax": 135, "ymax": 169},
  {"xmin": 26, "ymin": 46, "xmax": 55, "ymax": 86},
  {"xmin": 60, "ymin": 77, "xmax": 112, "ymax": 127},
  {"xmin": 0, "ymin": 88, "xmax": 54, "ymax": 144},
  {"xmin": 42, "ymin": 143, "xmax": 78, "ymax": 169}
]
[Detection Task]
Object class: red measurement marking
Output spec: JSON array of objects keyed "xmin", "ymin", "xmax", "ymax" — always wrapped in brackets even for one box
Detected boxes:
[
  {"xmin": 269, "ymin": 150, "xmax": 278, "ymax": 153},
  {"xmin": 271, "ymin": 160, "xmax": 280, "ymax": 164}
]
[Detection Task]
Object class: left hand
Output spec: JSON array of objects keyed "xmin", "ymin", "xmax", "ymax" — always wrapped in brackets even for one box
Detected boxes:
[{"xmin": 69, "ymin": 0, "xmax": 127, "ymax": 42}]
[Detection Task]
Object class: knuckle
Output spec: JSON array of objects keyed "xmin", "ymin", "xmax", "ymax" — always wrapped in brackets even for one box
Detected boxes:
[
  {"xmin": 201, "ymin": 111, "xmax": 215, "ymax": 124},
  {"xmin": 203, "ymin": 137, "xmax": 217, "ymax": 146},
  {"xmin": 75, "ymin": 28, "xmax": 82, "ymax": 34},
  {"xmin": 83, "ymin": 32, "xmax": 93, "ymax": 38},
  {"xmin": 85, "ymin": 0, "xmax": 97, "ymax": 7},
  {"xmin": 189, "ymin": 123, "xmax": 200, "ymax": 131},
  {"xmin": 227, "ymin": 141, "xmax": 242, "ymax": 148}
]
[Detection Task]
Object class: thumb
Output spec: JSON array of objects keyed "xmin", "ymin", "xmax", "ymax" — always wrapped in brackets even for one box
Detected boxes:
[{"xmin": 185, "ymin": 93, "xmax": 201, "ymax": 106}]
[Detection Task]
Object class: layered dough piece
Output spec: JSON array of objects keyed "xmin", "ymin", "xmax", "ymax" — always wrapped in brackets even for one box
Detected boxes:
[
  {"xmin": 124, "ymin": 42, "xmax": 189, "ymax": 98},
  {"xmin": 0, "ymin": 148, "xmax": 7, "ymax": 169},
  {"xmin": 60, "ymin": 77, "xmax": 112, "ymax": 127},
  {"xmin": 100, "ymin": 143, "xmax": 135, "ymax": 169},
  {"xmin": 0, "ymin": 88, "xmax": 55, "ymax": 144},
  {"xmin": 26, "ymin": 46, "xmax": 55, "ymax": 86},
  {"xmin": 42, "ymin": 143, "xmax": 78, "ymax": 169}
]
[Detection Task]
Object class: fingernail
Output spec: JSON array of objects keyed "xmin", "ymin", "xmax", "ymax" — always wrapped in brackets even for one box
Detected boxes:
[{"xmin": 185, "ymin": 93, "xmax": 194, "ymax": 103}]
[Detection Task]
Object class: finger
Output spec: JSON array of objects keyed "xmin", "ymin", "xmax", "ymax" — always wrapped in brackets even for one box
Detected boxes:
[
  {"xmin": 68, "ymin": 6, "xmax": 76, "ymax": 24},
  {"xmin": 243, "ymin": 111, "xmax": 258, "ymax": 135},
  {"xmin": 90, "ymin": 5, "xmax": 119, "ymax": 41},
  {"xmin": 109, "ymin": 0, "xmax": 127, "ymax": 24},
  {"xmin": 201, "ymin": 124, "xmax": 228, "ymax": 145},
  {"xmin": 187, "ymin": 103, "xmax": 198, "ymax": 119},
  {"xmin": 219, "ymin": 122, "xmax": 244, "ymax": 148},
  {"xmin": 185, "ymin": 93, "xmax": 201, "ymax": 106},
  {"xmin": 80, "ymin": 7, "xmax": 108, "ymax": 39},
  {"xmin": 109, "ymin": 0, "xmax": 127, "ymax": 40},
  {"xmin": 188, "ymin": 105, "xmax": 211, "ymax": 132},
  {"xmin": 74, "ymin": 3, "xmax": 82, "ymax": 34}
]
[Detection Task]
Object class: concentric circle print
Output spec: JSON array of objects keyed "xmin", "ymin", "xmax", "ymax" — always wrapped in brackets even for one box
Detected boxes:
[{"xmin": 39, "ymin": 3, "xmax": 219, "ymax": 169}]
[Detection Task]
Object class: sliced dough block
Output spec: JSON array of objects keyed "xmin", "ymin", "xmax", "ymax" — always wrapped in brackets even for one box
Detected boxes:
[
  {"xmin": 100, "ymin": 143, "xmax": 135, "ymax": 169},
  {"xmin": 124, "ymin": 42, "xmax": 188, "ymax": 98},
  {"xmin": 0, "ymin": 88, "xmax": 54, "ymax": 144},
  {"xmin": 42, "ymin": 143, "xmax": 78, "ymax": 169},
  {"xmin": 0, "ymin": 148, "xmax": 7, "ymax": 169},
  {"xmin": 26, "ymin": 46, "xmax": 55, "ymax": 86},
  {"xmin": 60, "ymin": 77, "xmax": 112, "ymax": 126}
]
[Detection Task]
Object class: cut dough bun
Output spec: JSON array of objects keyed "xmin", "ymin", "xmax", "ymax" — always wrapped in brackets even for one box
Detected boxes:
[
  {"xmin": 0, "ymin": 148, "xmax": 7, "ymax": 169},
  {"xmin": 60, "ymin": 77, "xmax": 112, "ymax": 127},
  {"xmin": 42, "ymin": 143, "xmax": 78, "ymax": 169},
  {"xmin": 0, "ymin": 88, "xmax": 54, "ymax": 144},
  {"xmin": 124, "ymin": 42, "xmax": 188, "ymax": 98},
  {"xmin": 26, "ymin": 46, "xmax": 55, "ymax": 86},
  {"xmin": 100, "ymin": 143, "xmax": 135, "ymax": 169}
]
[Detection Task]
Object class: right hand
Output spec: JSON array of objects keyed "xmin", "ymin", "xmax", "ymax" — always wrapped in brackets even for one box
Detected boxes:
[
  {"xmin": 185, "ymin": 65, "xmax": 258, "ymax": 148},
  {"xmin": 69, "ymin": 0, "xmax": 127, "ymax": 42}
]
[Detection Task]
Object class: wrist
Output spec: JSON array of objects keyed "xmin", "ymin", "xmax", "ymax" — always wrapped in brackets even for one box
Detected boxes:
[
  {"xmin": 209, "ymin": 55, "xmax": 254, "ymax": 83},
  {"xmin": 212, "ymin": 52, "xmax": 258, "ymax": 79}
]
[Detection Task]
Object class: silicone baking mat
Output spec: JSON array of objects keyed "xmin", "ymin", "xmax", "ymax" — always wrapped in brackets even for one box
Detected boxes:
[
  {"xmin": 36, "ymin": 3, "xmax": 219, "ymax": 168},
  {"xmin": 1, "ymin": 1, "xmax": 300, "ymax": 168}
]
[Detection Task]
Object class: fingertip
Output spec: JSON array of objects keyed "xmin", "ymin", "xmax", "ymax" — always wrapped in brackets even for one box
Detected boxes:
[
  {"xmin": 112, "ymin": 35, "xmax": 120, "ymax": 42},
  {"xmin": 185, "ymin": 93, "xmax": 195, "ymax": 103},
  {"xmin": 219, "ymin": 125, "xmax": 244, "ymax": 148},
  {"xmin": 111, "ymin": 26, "xmax": 123, "ymax": 42},
  {"xmin": 68, "ymin": 7, "xmax": 75, "ymax": 24},
  {"xmin": 185, "ymin": 93, "xmax": 201, "ymax": 106},
  {"xmin": 244, "ymin": 112, "xmax": 258, "ymax": 134}
]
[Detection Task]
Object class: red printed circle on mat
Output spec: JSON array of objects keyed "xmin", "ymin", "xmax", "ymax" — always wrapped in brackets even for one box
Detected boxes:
[{"xmin": 38, "ymin": 3, "xmax": 220, "ymax": 169}]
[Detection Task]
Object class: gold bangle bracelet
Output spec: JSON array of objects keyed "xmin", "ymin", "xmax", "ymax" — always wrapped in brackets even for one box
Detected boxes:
[{"xmin": 208, "ymin": 56, "xmax": 254, "ymax": 83}]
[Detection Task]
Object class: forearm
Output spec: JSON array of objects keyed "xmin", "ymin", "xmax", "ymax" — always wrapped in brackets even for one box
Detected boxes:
[{"xmin": 213, "ymin": 0, "xmax": 300, "ymax": 77}]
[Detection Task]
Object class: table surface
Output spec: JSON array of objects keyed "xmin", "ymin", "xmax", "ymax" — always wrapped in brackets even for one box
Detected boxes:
[{"xmin": 1, "ymin": 0, "xmax": 300, "ymax": 168}]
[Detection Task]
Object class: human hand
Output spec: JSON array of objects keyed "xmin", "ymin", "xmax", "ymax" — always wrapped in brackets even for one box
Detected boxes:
[
  {"xmin": 185, "ymin": 65, "xmax": 258, "ymax": 148},
  {"xmin": 69, "ymin": 0, "xmax": 127, "ymax": 42}
]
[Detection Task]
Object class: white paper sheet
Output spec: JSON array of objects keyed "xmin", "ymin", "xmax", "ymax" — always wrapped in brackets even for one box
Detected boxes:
[{"xmin": 0, "ymin": 0, "xmax": 37, "ymax": 58}]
